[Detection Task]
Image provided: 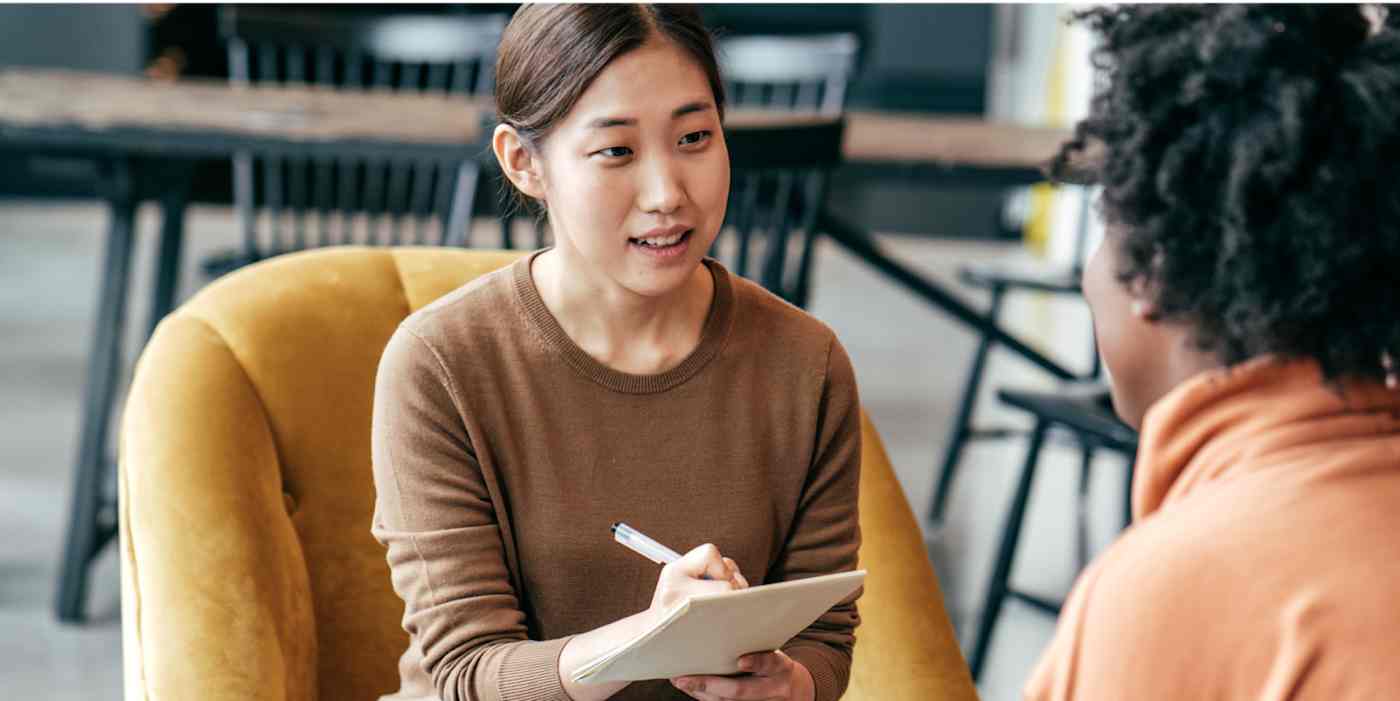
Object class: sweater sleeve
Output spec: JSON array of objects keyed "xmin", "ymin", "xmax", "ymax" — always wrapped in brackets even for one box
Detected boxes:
[
  {"xmin": 371, "ymin": 325, "xmax": 572, "ymax": 701},
  {"xmin": 772, "ymin": 335, "xmax": 864, "ymax": 701}
]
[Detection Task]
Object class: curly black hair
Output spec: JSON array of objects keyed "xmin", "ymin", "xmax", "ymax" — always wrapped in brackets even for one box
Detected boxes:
[{"xmin": 1051, "ymin": 4, "xmax": 1400, "ymax": 384}]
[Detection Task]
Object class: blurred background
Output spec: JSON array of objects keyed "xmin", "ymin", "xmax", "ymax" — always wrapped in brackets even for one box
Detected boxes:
[{"xmin": 0, "ymin": 4, "xmax": 1121, "ymax": 699}]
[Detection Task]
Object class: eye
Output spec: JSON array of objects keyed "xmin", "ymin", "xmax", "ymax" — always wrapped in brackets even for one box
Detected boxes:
[
  {"xmin": 594, "ymin": 146, "xmax": 633, "ymax": 159},
  {"xmin": 679, "ymin": 130, "xmax": 712, "ymax": 147}
]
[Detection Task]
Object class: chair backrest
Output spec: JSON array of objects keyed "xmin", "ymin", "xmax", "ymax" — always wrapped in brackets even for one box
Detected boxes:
[
  {"xmin": 720, "ymin": 119, "xmax": 845, "ymax": 308},
  {"xmin": 713, "ymin": 34, "xmax": 857, "ymax": 307},
  {"xmin": 717, "ymin": 33, "xmax": 860, "ymax": 115},
  {"xmin": 118, "ymin": 247, "xmax": 975, "ymax": 701},
  {"xmin": 223, "ymin": 142, "xmax": 481, "ymax": 257},
  {"xmin": 222, "ymin": 7, "xmax": 505, "ymax": 94},
  {"xmin": 220, "ymin": 7, "xmax": 506, "ymax": 259}
]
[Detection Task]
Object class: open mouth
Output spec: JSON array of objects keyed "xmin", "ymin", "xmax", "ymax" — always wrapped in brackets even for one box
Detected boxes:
[{"xmin": 628, "ymin": 229, "xmax": 692, "ymax": 251}]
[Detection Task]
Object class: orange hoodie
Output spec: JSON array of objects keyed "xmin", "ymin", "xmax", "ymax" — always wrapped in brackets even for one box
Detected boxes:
[{"xmin": 1025, "ymin": 357, "xmax": 1400, "ymax": 700}]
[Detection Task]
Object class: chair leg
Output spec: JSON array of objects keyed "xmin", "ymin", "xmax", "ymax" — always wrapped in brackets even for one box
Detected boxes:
[
  {"xmin": 56, "ymin": 159, "xmax": 137, "ymax": 623},
  {"xmin": 1123, "ymin": 452, "xmax": 1136, "ymax": 530},
  {"xmin": 969, "ymin": 419, "xmax": 1048, "ymax": 681},
  {"xmin": 533, "ymin": 217, "xmax": 548, "ymax": 249},
  {"xmin": 1075, "ymin": 442, "xmax": 1096, "ymax": 572},
  {"xmin": 445, "ymin": 161, "xmax": 479, "ymax": 248},
  {"xmin": 498, "ymin": 212, "xmax": 513, "ymax": 249},
  {"xmin": 1088, "ymin": 333, "xmax": 1103, "ymax": 380},
  {"xmin": 928, "ymin": 285, "xmax": 1006, "ymax": 523}
]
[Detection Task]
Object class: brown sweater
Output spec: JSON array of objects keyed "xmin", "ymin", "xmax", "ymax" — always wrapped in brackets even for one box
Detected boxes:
[{"xmin": 371, "ymin": 253, "xmax": 862, "ymax": 701}]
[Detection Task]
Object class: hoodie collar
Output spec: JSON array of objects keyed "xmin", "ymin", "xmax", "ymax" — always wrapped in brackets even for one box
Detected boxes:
[{"xmin": 1133, "ymin": 356, "xmax": 1400, "ymax": 519}]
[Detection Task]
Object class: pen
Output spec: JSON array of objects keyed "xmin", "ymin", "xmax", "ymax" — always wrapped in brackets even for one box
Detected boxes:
[{"xmin": 611, "ymin": 522, "xmax": 683, "ymax": 565}]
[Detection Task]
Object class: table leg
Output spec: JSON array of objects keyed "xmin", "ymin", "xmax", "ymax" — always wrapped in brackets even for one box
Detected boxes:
[
  {"xmin": 816, "ymin": 209, "xmax": 1076, "ymax": 381},
  {"xmin": 55, "ymin": 158, "xmax": 137, "ymax": 623},
  {"xmin": 147, "ymin": 177, "xmax": 190, "ymax": 338}
]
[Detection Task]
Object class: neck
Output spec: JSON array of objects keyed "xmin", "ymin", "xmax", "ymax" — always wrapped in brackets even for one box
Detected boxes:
[
  {"xmin": 1124, "ymin": 325, "xmax": 1226, "ymax": 429},
  {"xmin": 531, "ymin": 245, "xmax": 714, "ymax": 375}
]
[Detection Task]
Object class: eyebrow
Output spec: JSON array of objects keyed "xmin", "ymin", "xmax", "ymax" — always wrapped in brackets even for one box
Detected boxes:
[{"xmin": 587, "ymin": 101, "xmax": 714, "ymax": 129}]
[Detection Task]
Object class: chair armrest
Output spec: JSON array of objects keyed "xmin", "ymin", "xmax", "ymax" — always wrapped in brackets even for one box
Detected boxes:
[
  {"xmin": 120, "ymin": 314, "xmax": 315, "ymax": 701},
  {"xmin": 846, "ymin": 412, "xmax": 979, "ymax": 701}
]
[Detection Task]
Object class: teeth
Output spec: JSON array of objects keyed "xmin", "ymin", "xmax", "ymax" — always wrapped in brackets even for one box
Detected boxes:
[{"xmin": 634, "ymin": 231, "xmax": 685, "ymax": 247}]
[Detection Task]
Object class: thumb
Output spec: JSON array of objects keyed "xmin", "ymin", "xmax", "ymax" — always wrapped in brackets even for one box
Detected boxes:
[{"xmin": 671, "ymin": 543, "xmax": 730, "ymax": 581}]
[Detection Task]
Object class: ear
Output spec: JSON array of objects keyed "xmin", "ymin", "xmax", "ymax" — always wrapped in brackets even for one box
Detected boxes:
[
  {"xmin": 492, "ymin": 123, "xmax": 547, "ymax": 201},
  {"xmin": 1129, "ymin": 298, "xmax": 1161, "ymax": 321},
  {"xmin": 1127, "ymin": 277, "xmax": 1162, "ymax": 322}
]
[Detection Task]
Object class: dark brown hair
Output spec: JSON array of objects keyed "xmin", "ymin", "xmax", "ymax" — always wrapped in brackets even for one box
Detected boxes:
[{"xmin": 496, "ymin": 4, "xmax": 725, "ymax": 150}]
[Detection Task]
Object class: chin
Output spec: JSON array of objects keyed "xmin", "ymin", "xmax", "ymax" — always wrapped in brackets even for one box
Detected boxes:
[{"xmin": 622, "ymin": 263, "xmax": 702, "ymax": 298}]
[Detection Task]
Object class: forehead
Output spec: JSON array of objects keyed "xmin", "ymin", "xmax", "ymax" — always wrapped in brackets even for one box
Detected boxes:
[{"xmin": 561, "ymin": 38, "xmax": 715, "ymax": 129}]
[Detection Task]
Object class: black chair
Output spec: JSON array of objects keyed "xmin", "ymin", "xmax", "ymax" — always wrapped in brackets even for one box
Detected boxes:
[
  {"xmin": 716, "ymin": 33, "xmax": 859, "ymax": 115},
  {"xmin": 720, "ymin": 120, "xmax": 844, "ymax": 308},
  {"xmin": 966, "ymin": 385, "xmax": 1138, "ymax": 681},
  {"xmin": 708, "ymin": 34, "xmax": 858, "ymax": 308},
  {"xmin": 210, "ymin": 7, "xmax": 508, "ymax": 277},
  {"xmin": 927, "ymin": 187, "xmax": 1102, "ymax": 523}
]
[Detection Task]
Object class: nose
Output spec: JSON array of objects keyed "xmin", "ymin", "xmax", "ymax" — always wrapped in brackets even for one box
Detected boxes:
[{"xmin": 637, "ymin": 154, "xmax": 686, "ymax": 215}]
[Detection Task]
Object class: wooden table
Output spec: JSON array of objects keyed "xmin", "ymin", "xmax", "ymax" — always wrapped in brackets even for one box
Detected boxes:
[
  {"xmin": 1, "ymin": 69, "xmax": 1066, "ymax": 172},
  {"xmin": 1, "ymin": 69, "xmax": 1073, "ymax": 621},
  {"xmin": 844, "ymin": 110, "xmax": 1069, "ymax": 183},
  {"xmin": 0, "ymin": 69, "xmax": 843, "ymax": 158}
]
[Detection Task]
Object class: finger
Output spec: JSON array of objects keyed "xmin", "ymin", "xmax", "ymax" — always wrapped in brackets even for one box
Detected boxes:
[
  {"xmin": 657, "ymin": 577, "xmax": 740, "ymax": 606},
  {"xmin": 674, "ymin": 543, "xmax": 730, "ymax": 581},
  {"xmin": 675, "ymin": 673, "xmax": 784, "ymax": 700},
  {"xmin": 737, "ymin": 651, "xmax": 786, "ymax": 676},
  {"xmin": 721, "ymin": 557, "xmax": 748, "ymax": 589},
  {"xmin": 671, "ymin": 678, "xmax": 725, "ymax": 701},
  {"xmin": 689, "ymin": 578, "xmax": 742, "ymax": 597}
]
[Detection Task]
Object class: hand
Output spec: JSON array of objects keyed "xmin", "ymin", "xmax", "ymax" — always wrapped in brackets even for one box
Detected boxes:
[
  {"xmin": 671, "ymin": 651, "xmax": 815, "ymax": 701},
  {"xmin": 650, "ymin": 543, "xmax": 749, "ymax": 613}
]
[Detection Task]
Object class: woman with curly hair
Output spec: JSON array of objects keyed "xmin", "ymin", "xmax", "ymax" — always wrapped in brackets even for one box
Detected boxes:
[{"xmin": 1027, "ymin": 5, "xmax": 1400, "ymax": 699}]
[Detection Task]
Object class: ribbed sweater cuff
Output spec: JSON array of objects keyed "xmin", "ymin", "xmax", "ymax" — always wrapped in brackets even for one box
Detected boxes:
[
  {"xmin": 783, "ymin": 643, "xmax": 849, "ymax": 701},
  {"xmin": 497, "ymin": 637, "xmax": 574, "ymax": 701}
]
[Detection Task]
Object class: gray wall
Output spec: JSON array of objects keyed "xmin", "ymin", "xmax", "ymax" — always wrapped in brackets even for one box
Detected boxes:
[
  {"xmin": 0, "ymin": 5, "xmax": 144, "ymax": 74},
  {"xmin": 868, "ymin": 5, "xmax": 990, "ymax": 81}
]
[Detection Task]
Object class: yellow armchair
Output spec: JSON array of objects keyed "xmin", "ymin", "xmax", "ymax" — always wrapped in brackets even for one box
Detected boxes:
[{"xmin": 118, "ymin": 247, "xmax": 977, "ymax": 701}]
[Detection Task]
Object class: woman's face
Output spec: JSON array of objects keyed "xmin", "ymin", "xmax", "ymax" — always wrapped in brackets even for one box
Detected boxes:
[
  {"xmin": 1082, "ymin": 227, "xmax": 1165, "ymax": 428},
  {"xmin": 534, "ymin": 38, "xmax": 729, "ymax": 299}
]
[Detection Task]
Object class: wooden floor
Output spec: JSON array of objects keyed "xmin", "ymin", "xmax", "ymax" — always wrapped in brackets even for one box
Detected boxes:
[{"xmin": 0, "ymin": 201, "xmax": 1132, "ymax": 699}]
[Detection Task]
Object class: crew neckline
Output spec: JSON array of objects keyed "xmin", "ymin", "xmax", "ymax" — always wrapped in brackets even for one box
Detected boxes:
[{"xmin": 512, "ymin": 250, "xmax": 736, "ymax": 394}]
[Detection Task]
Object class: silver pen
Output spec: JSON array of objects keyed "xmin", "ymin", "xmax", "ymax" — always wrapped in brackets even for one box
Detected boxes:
[{"xmin": 611, "ymin": 522, "xmax": 683, "ymax": 565}]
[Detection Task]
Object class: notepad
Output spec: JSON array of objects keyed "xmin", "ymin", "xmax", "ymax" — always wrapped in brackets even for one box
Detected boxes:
[{"xmin": 571, "ymin": 569, "xmax": 866, "ymax": 684}]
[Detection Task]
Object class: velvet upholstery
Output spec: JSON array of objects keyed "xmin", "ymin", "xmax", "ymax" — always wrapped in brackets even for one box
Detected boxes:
[{"xmin": 118, "ymin": 247, "xmax": 977, "ymax": 701}]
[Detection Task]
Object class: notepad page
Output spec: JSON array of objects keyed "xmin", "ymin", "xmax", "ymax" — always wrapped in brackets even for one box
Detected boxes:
[{"xmin": 572, "ymin": 569, "xmax": 865, "ymax": 684}]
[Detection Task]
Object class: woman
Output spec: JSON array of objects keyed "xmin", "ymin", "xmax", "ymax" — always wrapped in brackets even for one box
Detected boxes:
[
  {"xmin": 1027, "ymin": 5, "xmax": 1400, "ymax": 699},
  {"xmin": 370, "ymin": 6, "xmax": 861, "ymax": 701}
]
